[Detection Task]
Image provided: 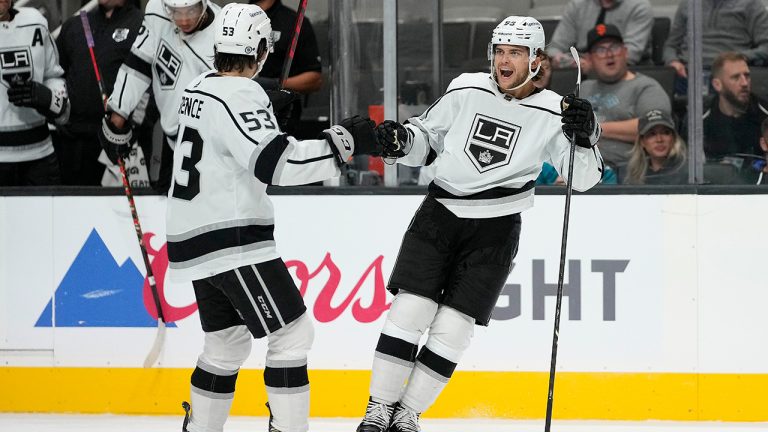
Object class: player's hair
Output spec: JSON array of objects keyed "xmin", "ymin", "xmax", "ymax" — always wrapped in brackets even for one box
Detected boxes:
[
  {"xmin": 531, "ymin": 49, "xmax": 549, "ymax": 83},
  {"xmin": 213, "ymin": 40, "xmax": 268, "ymax": 73}
]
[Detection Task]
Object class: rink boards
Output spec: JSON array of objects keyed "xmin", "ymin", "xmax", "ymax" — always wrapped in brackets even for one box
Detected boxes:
[{"xmin": 0, "ymin": 193, "xmax": 766, "ymax": 420}]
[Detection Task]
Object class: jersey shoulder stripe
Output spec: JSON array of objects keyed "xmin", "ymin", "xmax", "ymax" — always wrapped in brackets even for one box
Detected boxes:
[{"xmin": 184, "ymin": 88, "xmax": 260, "ymax": 146}]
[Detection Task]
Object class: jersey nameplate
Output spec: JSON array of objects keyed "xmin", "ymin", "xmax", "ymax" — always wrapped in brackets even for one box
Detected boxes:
[
  {"xmin": 178, "ymin": 95, "xmax": 204, "ymax": 119},
  {"xmin": 464, "ymin": 113, "xmax": 521, "ymax": 173},
  {"xmin": 155, "ymin": 40, "xmax": 183, "ymax": 90},
  {"xmin": 0, "ymin": 47, "xmax": 33, "ymax": 88}
]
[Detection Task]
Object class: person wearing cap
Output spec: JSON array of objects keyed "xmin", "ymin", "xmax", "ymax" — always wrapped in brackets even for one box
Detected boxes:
[
  {"xmin": 549, "ymin": 0, "xmax": 653, "ymax": 72},
  {"xmin": 581, "ymin": 23, "xmax": 671, "ymax": 178},
  {"xmin": 624, "ymin": 109, "xmax": 687, "ymax": 184}
]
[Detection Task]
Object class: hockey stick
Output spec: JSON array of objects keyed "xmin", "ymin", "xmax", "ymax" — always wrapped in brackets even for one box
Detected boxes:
[
  {"xmin": 279, "ymin": 0, "xmax": 309, "ymax": 88},
  {"xmin": 80, "ymin": 11, "xmax": 166, "ymax": 368},
  {"xmin": 544, "ymin": 46, "xmax": 581, "ymax": 432}
]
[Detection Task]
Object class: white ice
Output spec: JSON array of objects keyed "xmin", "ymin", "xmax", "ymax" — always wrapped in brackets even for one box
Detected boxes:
[{"xmin": 2, "ymin": 414, "xmax": 768, "ymax": 432}]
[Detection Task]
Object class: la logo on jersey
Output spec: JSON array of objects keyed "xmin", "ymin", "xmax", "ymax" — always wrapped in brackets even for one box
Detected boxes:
[
  {"xmin": 0, "ymin": 47, "xmax": 33, "ymax": 88},
  {"xmin": 155, "ymin": 41, "xmax": 182, "ymax": 89},
  {"xmin": 464, "ymin": 113, "xmax": 521, "ymax": 172}
]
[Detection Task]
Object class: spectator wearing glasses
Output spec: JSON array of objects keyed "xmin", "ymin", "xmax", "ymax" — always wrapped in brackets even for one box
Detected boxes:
[
  {"xmin": 623, "ymin": 109, "xmax": 687, "ymax": 184},
  {"xmin": 549, "ymin": 0, "xmax": 653, "ymax": 73},
  {"xmin": 581, "ymin": 24, "xmax": 671, "ymax": 178}
]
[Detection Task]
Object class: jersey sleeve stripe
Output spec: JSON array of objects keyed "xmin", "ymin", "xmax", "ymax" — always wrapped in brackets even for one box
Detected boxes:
[
  {"xmin": 124, "ymin": 53, "xmax": 152, "ymax": 81},
  {"xmin": 184, "ymin": 89, "xmax": 259, "ymax": 146},
  {"xmin": 519, "ymin": 103, "xmax": 561, "ymax": 117},
  {"xmin": 0, "ymin": 124, "xmax": 50, "ymax": 146},
  {"xmin": 253, "ymin": 134, "xmax": 290, "ymax": 185},
  {"xmin": 422, "ymin": 86, "xmax": 495, "ymax": 119},
  {"xmin": 117, "ymin": 77, "xmax": 128, "ymax": 110},
  {"xmin": 286, "ymin": 154, "xmax": 335, "ymax": 165},
  {"xmin": 144, "ymin": 12, "xmax": 171, "ymax": 22}
]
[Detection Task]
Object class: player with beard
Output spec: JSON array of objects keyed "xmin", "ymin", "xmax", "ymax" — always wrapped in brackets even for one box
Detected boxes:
[
  {"xmin": 704, "ymin": 51, "xmax": 768, "ymax": 160},
  {"xmin": 354, "ymin": 16, "xmax": 604, "ymax": 432}
]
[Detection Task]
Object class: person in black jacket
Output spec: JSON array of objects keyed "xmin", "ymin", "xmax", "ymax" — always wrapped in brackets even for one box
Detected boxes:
[
  {"xmin": 55, "ymin": 0, "xmax": 143, "ymax": 185},
  {"xmin": 249, "ymin": 0, "xmax": 322, "ymax": 136}
]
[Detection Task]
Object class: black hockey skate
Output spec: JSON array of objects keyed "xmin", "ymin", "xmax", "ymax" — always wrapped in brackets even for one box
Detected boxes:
[
  {"xmin": 356, "ymin": 397, "xmax": 396, "ymax": 432},
  {"xmin": 181, "ymin": 401, "xmax": 191, "ymax": 432},
  {"xmin": 387, "ymin": 403, "xmax": 420, "ymax": 432}
]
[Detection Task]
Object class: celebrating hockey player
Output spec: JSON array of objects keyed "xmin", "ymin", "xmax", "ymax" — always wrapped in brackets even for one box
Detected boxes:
[
  {"xmin": 1, "ymin": 0, "xmax": 69, "ymax": 186},
  {"xmin": 355, "ymin": 16, "xmax": 604, "ymax": 432},
  {"xmin": 166, "ymin": 4, "xmax": 381, "ymax": 432},
  {"xmin": 98, "ymin": 0, "xmax": 220, "ymax": 192}
]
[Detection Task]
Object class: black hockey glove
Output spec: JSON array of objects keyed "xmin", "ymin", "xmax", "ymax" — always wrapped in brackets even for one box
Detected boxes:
[
  {"xmin": 266, "ymin": 88, "xmax": 299, "ymax": 131},
  {"xmin": 376, "ymin": 120, "xmax": 412, "ymax": 159},
  {"xmin": 98, "ymin": 115, "xmax": 133, "ymax": 165},
  {"xmin": 321, "ymin": 116, "xmax": 380, "ymax": 166},
  {"xmin": 561, "ymin": 93, "xmax": 597, "ymax": 148},
  {"xmin": 255, "ymin": 76, "xmax": 281, "ymax": 91},
  {"xmin": 339, "ymin": 115, "xmax": 381, "ymax": 156},
  {"xmin": 7, "ymin": 80, "xmax": 53, "ymax": 115}
]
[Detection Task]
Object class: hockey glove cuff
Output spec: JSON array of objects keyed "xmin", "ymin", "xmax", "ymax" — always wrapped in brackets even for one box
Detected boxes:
[
  {"xmin": 561, "ymin": 93, "xmax": 597, "ymax": 148},
  {"xmin": 321, "ymin": 125, "xmax": 355, "ymax": 167},
  {"xmin": 99, "ymin": 116, "xmax": 133, "ymax": 165},
  {"xmin": 376, "ymin": 120, "xmax": 412, "ymax": 159},
  {"xmin": 339, "ymin": 115, "xmax": 381, "ymax": 156}
]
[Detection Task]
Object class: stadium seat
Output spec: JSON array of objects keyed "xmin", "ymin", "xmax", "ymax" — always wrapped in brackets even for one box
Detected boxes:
[
  {"xmin": 650, "ymin": 16, "xmax": 671, "ymax": 66},
  {"xmin": 632, "ymin": 65, "xmax": 676, "ymax": 101}
]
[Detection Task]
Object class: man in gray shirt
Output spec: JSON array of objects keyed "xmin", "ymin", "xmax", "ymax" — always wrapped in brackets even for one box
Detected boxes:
[
  {"xmin": 581, "ymin": 24, "xmax": 672, "ymax": 176},
  {"xmin": 549, "ymin": 0, "xmax": 653, "ymax": 73},
  {"xmin": 663, "ymin": 0, "xmax": 768, "ymax": 79}
]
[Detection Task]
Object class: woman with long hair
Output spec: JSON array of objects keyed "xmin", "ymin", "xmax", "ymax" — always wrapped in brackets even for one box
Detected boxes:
[{"xmin": 624, "ymin": 109, "xmax": 688, "ymax": 184}]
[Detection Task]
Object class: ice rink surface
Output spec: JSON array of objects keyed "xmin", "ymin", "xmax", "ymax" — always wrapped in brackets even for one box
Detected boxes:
[{"xmin": 2, "ymin": 414, "xmax": 768, "ymax": 432}]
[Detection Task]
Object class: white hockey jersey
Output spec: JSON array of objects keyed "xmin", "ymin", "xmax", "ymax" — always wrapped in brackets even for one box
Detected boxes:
[
  {"xmin": 166, "ymin": 72, "xmax": 341, "ymax": 282},
  {"xmin": 107, "ymin": 0, "xmax": 220, "ymax": 141},
  {"xmin": 0, "ymin": 8, "xmax": 68, "ymax": 162},
  {"xmin": 400, "ymin": 72, "xmax": 604, "ymax": 218}
]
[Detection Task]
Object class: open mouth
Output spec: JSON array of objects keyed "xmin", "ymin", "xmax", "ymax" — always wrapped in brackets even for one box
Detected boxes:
[{"xmin": 500, "ymin": 69, "xmax": 513, "ymax": 78}]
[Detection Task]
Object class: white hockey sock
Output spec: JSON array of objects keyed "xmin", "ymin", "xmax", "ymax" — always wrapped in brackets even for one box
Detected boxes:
[
  {"xmin": 264, "ymin": 313, "xmax": 313, "ymax": 432},
  {"xmin": 370, "ymin": 293, "xmax": 438, "ymax": 404},
  {"xmin": 187, "ymin": 361, "xmax": 238, "ymax": 432},
  {"xmin": 400, "ymin": 306, "xmax": 474, "ymax": 413}
]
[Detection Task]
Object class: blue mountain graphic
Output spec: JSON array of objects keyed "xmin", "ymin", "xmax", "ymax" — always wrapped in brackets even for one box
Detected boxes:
[{"xmin": 36, "ymin": 228, "xmax": 175, "ymax": 328}]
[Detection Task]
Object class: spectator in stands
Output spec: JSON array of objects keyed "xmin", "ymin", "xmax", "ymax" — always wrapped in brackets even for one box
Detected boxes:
[
  {"xmin": 704, "ymin": 52, "xmax": 767, "ymax": 160},
  {"xmin": 758, "ymin": 118, "xmax": 768, "ymax": 184},
  {"xmin": 663, "ymin": 0, "xmax": 768, "ymax": 88},
  {"xmin": 1, "ymin": 0, "xmax": 69, "ymax": 186},
  {"xmin": 249, "ymin": 0, "xmax": 322, "ymax": 136},
  {"xmin": 581, "ymin": 24, "xmax": 672, "ymax": 178},
  {"xmin": 56, "ymin": 0, "xmax": 143, "ymax": 185},
  {"xmin": 623, "ymin": 109, "xmax": 687, "ymax": 184},
  {"xmin": 549, "ymin": 0, "xmax": 653, "ymax": 73}
]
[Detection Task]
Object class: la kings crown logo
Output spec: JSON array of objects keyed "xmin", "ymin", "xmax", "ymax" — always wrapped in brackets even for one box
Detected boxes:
[
  {"xmin": 464, "ymin": 113, "xmax": 521, "ymax": 172},
  {"xmin": 0, "ymin": 47, "xmax": 33, "ymax": 88},
  {"xmin": 155, "ymin": 41, "xmax": 182, "ymax": 89}
]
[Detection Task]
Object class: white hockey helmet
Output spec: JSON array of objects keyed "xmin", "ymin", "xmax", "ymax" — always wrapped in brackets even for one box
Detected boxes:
[
  {"xmin": 487, "ymin": 16, "xmax": 546, "ymax": 90},
  {"xmin": 215, "ymin": 3, "xmax": 273, "ymax": 74},
  {"xmin": 163, "ymin": 0, "xmax": 207, "ymax": 17}
]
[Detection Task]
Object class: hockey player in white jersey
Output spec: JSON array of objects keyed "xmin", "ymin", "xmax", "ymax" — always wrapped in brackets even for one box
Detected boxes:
[
  {"xmin": 1, "ymin": 0, "xmax": 69, "ymax": 186},
  {"xmin": 167, "ymin": 4, "xmax": 381, "ymax": 432},
  {"xmin": 97, "ymin": 0, "xmax": 220, "ymax": 191},
  {"xmin": 355, "ymin": 16, "xmax": 604, "ymax": 432}
]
